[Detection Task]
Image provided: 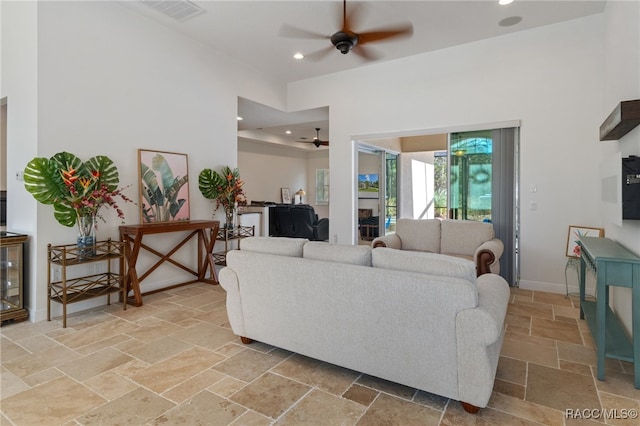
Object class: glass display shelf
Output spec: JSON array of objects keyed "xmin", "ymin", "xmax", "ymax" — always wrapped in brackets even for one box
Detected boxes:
[{"xmin": 1, "ymin": 232, "xmax": 29, "ymax": 324}]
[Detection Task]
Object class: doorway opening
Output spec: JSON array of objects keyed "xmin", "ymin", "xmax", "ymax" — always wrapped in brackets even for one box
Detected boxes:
[{"xmin": 356, "ymin": 125, "xmax": 519, "ymax": 286}]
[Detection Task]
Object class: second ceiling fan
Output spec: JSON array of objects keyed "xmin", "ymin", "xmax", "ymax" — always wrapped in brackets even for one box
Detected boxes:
[
  {"xmin": 280, "ymin": 0, "xmax": 414, "ymax": 61},
  {"xmin": 297, "ymin": 128, "xmax": 329, "ymax": 147}
]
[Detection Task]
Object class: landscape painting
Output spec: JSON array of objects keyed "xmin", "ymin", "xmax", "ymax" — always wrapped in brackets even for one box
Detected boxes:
[{"xmin": 358, "ymin": 174, "xmax": 379, "ymax": 199}]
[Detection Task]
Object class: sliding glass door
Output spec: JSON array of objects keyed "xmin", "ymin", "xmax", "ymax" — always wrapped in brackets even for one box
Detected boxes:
[
  {"xmin": 384, "ymin": 153, "xmax": 398, "ymax": 234},
  {"xmin": 447, "ymin": 129, "xmax": 519, "ymax": 285},
  {"xmin": 449, "ymin": 131, "xmax": 493, "ymax": 221}
]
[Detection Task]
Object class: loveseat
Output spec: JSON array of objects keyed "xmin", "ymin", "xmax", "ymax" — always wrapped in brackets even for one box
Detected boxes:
[
  {"xmin": 269, "ymin": 204, "xmax": 329, "ymax": 241},
  {"xmin": 219, "ymin": 237, "xmax": 510, "ymax": 413},
  {"xmin": 372, "ymin": 218, "xmax": 504, "ymax": 276}
]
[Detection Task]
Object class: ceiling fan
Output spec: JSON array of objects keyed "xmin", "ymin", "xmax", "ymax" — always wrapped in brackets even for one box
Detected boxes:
[
  {"xmin": 297, "ymin": 128, "xmax": 329, "ymax": 147},
  {"xmin": 279, "ymin": 0, "xmax": 413, "ymax": 61}
]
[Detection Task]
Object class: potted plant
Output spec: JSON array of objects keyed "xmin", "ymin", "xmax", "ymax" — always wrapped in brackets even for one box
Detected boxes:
[
  {"xmin": 23, "ymin": 151, "xmax": 132, "ymax": 258},
  {"xmin": 198, "ymin": 166, "xmax": 246, "ymax": 229}
]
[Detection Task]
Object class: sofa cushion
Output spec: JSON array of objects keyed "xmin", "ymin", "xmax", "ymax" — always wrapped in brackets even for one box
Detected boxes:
[
  {"xmin": 372, "ymin": 247, "xmax": 476, "ymax": 284},
  {"xmin": 396, "ymin": 219, "xmax": 441, "ymax": 252},
  {"xmin": 240, "ymin": 236, "xmax": 307, "ymax": 257},
  {"xmin": 303, "ymin": 242, "xmax": 372, "ymax": 266},
  {"xmin": 440, "ymin": 220, "xmax": 495, "ymax": 256}
]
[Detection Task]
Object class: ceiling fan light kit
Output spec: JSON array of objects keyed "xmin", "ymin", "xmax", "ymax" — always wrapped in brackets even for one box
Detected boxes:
[{"xmin": 331, "ymin": 31, "xmax": 359, "ymax": 54}]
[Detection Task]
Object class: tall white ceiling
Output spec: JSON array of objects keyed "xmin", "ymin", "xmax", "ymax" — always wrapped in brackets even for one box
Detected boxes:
[{"xmin": 121, "ymin": 0, "xmax": 606, "ymax": 147}]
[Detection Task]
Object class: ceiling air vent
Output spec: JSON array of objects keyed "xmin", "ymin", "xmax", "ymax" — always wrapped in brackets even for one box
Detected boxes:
[{"xmin": 142, "ymin": 0, "xmax": 205, "ymax": 22}]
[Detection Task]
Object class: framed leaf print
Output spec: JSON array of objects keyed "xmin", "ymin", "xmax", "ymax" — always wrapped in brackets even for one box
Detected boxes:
[{"xmin": 138, "ymin": 149, "xmax": 190, "ymax": 223}]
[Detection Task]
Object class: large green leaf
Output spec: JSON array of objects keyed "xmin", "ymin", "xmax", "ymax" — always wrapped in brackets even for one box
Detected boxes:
[
  {"xmin": 85, "ymin": 155, "xmax": 119, "ymax": 190},
  {"xmin": 23, "ymin": 157, "xmax": 68, "ymax": 205},
  {"xmin": 53, "ymin": 202, "xmax": 77, "ymax": 227},
  {"xmin": 198, "ymin": 168, "xmax": 224, "ymax": 200}
]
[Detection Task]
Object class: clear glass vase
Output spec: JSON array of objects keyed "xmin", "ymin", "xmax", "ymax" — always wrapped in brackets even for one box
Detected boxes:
[
  {"xmin": 76, "ymin": 214, "xmax": 96, "ymax": 260},
  {"xmin": 224, "ymin": 206, "xmax": 235, "ymax": 230}
]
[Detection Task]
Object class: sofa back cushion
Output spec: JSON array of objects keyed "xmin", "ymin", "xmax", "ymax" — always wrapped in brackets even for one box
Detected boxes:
[
  {"xmin": 241, "ymin": 236, "xmax": 307, "ymax": 257},
  {"xmin": 396, "ymin": 219, "xmax": 441, "ymax": 252},
  {"xmin": 440, "ymin": 220, "xmax": 495, "ymax": 256},
  {"xmin": 303, "ymin": 242, "xmax": 372, "ymax": 266},
  {"xmin": 372, "ymin": 247, "xmax": 476, "ymax": 284}
]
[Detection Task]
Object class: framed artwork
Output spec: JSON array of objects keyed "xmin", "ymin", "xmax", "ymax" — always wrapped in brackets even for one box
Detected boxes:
[
  {"xmin": 358, "ymin": 174, "xmax": 379, "ymax": 199},
  {"xmin": 281, "ymin": 187, "xmax": 291, "ymax": 204},
  {"xmin": 566, "ymin": 225, "xmax": 604, "ymax": 257},
  {"xmin": 138, "ymin": 149, "xmax": 190, "ymax": 223}
]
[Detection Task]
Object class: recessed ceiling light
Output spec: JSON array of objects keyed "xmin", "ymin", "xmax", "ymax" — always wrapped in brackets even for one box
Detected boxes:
[
  {"xmin": 237, "ymin": 116, "xmax": 243, "ymax": 121},
  {"xmin": 285, "ymin": 130, "xmax": 292, "ymax": 134},
  {"xmin": 293, "ymin": 53, "xmax": 304, "ymax": 60},
  {"xmin": 499, "ymin": 0, "xmax": 514, "ymax": 5}
]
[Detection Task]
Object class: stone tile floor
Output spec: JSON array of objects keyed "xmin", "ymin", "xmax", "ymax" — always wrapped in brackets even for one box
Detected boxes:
[{"xmin": 1, "ymin": 284, "xmax": 640, "ymax": 425}]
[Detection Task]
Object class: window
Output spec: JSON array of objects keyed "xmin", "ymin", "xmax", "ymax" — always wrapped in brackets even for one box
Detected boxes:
[{"xmin": 315, "ymin": 169, "xmax": 329, "ymax": 205}]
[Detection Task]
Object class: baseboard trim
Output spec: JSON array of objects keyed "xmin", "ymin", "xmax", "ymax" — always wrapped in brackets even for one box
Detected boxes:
[{"xmin": 517, "ymin": 279, "xmax": 596, "ymax": 296}]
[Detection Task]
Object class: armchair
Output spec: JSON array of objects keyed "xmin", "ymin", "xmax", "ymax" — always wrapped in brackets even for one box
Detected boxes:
[{"xmin": 271, "ymin": 204, "xmax": 329, "ymax": 241}]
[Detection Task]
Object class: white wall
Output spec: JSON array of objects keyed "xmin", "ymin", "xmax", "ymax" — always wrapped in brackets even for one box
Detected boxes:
[
  {"xmin": 238, "ymin": 139, "xmax": 329, "ymax": 217},
  {"xmin": 1, "ymin": 0, "xmax": 39, "ymax": 313},
  {"xmin": 2, "ymin": 1, "xmax": 286, "ymax": 321},
  {"xmin": 601, "ymin": 0, "xmax": 640, "ymax": 336},
  {"xmin": 288, "ymin": 15, "xmax": 605, "ymax": 292}
]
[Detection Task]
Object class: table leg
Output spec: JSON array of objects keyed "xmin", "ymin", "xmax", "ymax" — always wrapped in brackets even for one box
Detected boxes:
[
  {"xmin": 197, "ymin": 226, "xmax": 219, "ymax": 284},
  {"xmin": 579, "ymin": 257, "xmax": 586, "ymax": 319},
  {"xmin": 596, "ymin": 273, "xmax": 606, "ymax": 381},
  {"xmin": 633, "ymin": 265, "xmax": 640, "ymax": 389},
  {"xmin": 123, "ymin": 232, "xmax": 144, "ymax": 307}
]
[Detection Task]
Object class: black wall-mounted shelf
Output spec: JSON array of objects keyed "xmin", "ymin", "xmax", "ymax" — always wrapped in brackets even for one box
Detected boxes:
[{"xmin": 600, "ymin": 99, "xmax": 640, "ymax": 141}]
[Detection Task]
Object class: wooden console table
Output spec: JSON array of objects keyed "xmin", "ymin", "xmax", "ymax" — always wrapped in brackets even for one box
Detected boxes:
[
  {"xmin": 577, "ymin": 236, "xmax": 640, "ymax": 388},
  {"xmin": 119, "ymin": 220, "xmax": 219, "ymax": 307}
]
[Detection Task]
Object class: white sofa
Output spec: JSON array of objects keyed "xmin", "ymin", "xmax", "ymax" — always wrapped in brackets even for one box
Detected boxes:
[
  {"xmin": 372, "ymin": 219, "xmax": 504, "ymax": 276},
  {"xmin": 219, "ymin": 237, "xmax": 510, "ymax": 413}
]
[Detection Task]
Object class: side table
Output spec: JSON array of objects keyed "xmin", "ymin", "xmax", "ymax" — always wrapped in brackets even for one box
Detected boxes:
[
  {"xmin": 578, "ymin": 236, "xmax": 640, "ymax": 389},
  {"xmin": 213, "ymin": 225, "xmax": 254, "ymax": 266},
  {"xmin": 119, "ymin": 220, "xmax": 219, "ymax": 306},
  {"xmin": 48, "ymin": 239, "xmax": 125, "ymax": 328}
]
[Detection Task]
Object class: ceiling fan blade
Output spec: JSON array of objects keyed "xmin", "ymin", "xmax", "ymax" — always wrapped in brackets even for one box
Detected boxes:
[
  {"xmin": 304, "ymin": 46, "xmax": 335, "ymax": 62},
  {"xmin": 296, "ymin": 140, "xmax": 329, "ymax": 146},
  {"xmin": 357, "ymin": 23, "xmax": 414, "ymax": 45},
  {"xmin": 352, "ymin": 45, "xmax": 380, "ymax": 61},
  {"xmin": 278, "ymin": 23, "xmax": 328, "ymax": 40}
]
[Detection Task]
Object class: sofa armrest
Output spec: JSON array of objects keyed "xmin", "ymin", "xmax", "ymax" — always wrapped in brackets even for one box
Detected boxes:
[
  {"xmin": 218, "ymin": 266, "xmax": 246, "ymax": 337},
  {"xmin": 371, "ymin": 234, "xmax": 401, "ymax": 249},
  {"xmin": 456, "ymin": 273, "xmax": 510, "ymax": 407},
  {"xmin": 474, "ymin": 238, "xmax": 504, "ymax": 276}
]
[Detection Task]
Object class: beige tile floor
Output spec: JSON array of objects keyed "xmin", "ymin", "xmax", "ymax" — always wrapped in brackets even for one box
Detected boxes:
[{"xmin": 2, "ymin": 284, "xmax": 640, "ymax": 425}]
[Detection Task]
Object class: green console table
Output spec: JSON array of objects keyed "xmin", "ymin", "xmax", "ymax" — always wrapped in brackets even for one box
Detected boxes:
[{"xmin": 577, "ymin": 236, "xmax": 640, "ymax": 388}]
